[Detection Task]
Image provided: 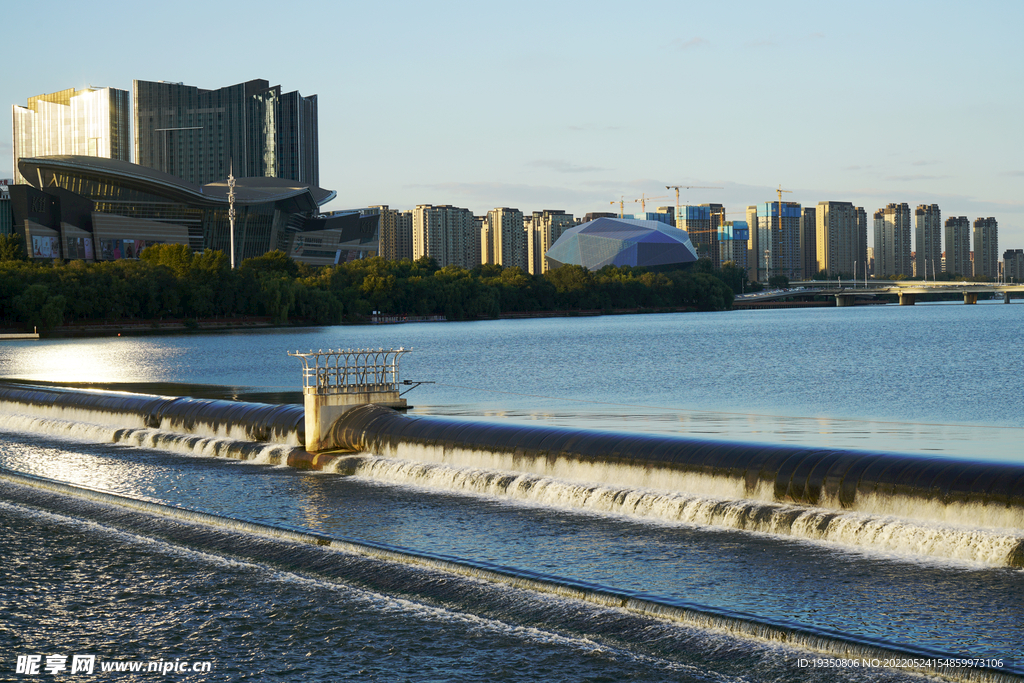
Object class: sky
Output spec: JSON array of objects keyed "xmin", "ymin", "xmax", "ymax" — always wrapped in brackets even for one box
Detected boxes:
[{"xmin": 3, "ymin": 0, "xmax": 1023, "ymax": 249}]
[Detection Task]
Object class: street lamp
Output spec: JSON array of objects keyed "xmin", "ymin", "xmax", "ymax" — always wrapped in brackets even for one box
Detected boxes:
[{"xmin": 227, "ymin": 161, "xmax": 236, "ymax": 269}]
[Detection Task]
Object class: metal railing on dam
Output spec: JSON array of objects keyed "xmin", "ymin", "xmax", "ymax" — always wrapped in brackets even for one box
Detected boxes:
[{"xmin": 331, "ymin": 404, "xmax": 1024, "ymax": 565}]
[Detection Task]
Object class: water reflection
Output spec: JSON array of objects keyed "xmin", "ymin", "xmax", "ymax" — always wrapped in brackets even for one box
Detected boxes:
[{"xmin": 1, "ymin": 304, "xmax": 1021, "ymax": 461}]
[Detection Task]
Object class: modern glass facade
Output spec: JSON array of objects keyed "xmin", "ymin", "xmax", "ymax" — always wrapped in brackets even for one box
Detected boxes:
[
  {"xmin": 546, "ymin": 217, "xmax": 698, "ymax": 271},
  {"xmin": 133, "ymin": 79, "xmax": 318, "ymax": 187},
  {"xmin": 11, "ymin": 156, "xmax": 341, "ymax": 264},
  {"xmin": 11, "ymin": 87, "xmax": 131, "ymax": 185}
]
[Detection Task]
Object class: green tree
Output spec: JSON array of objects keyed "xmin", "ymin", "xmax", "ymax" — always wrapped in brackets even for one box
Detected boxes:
[
  {"xmin": 14, "ymin": 283, "xmax": 66, "ymax": 332},
  {"xmin": 239, "ymin": 250, "xmax": 299, "ymax": 278},
  {"xmin": 0, "ymin": 234, "xmax": 28, "ymax": 261}
]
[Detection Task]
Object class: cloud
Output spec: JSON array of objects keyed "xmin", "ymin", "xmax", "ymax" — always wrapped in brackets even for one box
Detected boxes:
[
  {"xmin": 843, "ymin": 165, "xmax": 863, "ymax": 171},
  {"xmin": 746, "ymin": 39, "xmax": 776, "ymax": 48},
  {"xmin": 567, "ymin": 124, "xmax": 624, "ymax": 132},
  {"xmin": 673, "ymin": 37, "xmax": 709, "ymax": 51},
  {"xmin": 911, "ymin": 160, "xmax": 940, "ymax": 166},
  {"xmin": 1002, "ymin": 170, "xmax": 1024, "ymax": 177},
  {"xmin": 883, "ymin": 174, "xmax": 950, "ymax": 182},
  {"xmin": 529, "ymin": 160, "xmax": 609, "ymax": 174}
]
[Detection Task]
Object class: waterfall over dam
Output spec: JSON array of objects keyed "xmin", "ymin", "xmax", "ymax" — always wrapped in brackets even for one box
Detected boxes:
[
  {"xmin": 0, "ymin": 383, "xmax": 307, "ymax": 463},
  {"xmin": 1, "ymin": 383, "xmax": 1022, "ymax": 566},
  {"xmin": 330, "ymin": 404, "xmax": 1024, "ymax": 567}
]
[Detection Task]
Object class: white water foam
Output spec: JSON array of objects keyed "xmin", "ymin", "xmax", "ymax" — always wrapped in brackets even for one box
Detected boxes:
[
  {"xmin": 369, "ymin": 441, "xmax": 1024, "ymax": 536},
  {"xmin": 1, "ymin": 470, "xmax": 1015, "ymax": 683},
  {"xmin": 0, "ymin": 398, "xmax": 150, "ymax": 430},
  {"xmin": 328, "ymin": 453, "xmax": 1024, "ymax": 568},
  {"xmin": 0, "ymin": 413, "xmax": 293, "ymax": 466},
  {"xmin": 0, "ymin": 396, "xmax": 303, "ymax": 447}
]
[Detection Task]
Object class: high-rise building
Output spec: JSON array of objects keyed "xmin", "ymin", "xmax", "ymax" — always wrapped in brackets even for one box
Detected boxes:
[
  {"xmin": 373, "ymin": 205, "xmax": 414, "ymax": 261},
  {"xmin": 973, "ymin": 217, "xmax": 998, "ymax": 280},
  {"xmin": 0, "ymin": 179, "xmax": 13, "ymax": 235},
  {"xmin": 755, "ymin": 201, "xmax": 802, "ymax": 281},
  {"xmin": 133, "ymin": 79, "xmax": 318, "ymax": 187},
  {"xmin": 719, "ymin": 221, "xmax": 749, "ymax": 274},
  {"xmin": 527, "ymin": 209, "xmax": 574, "ymax": 274},
  {"xmin": 815, "ymin": 201, "xmax": 868, "ymax": 278},
  {"xmin": 677, "ymin": 204, "xmax": 725, "ymax": 267},
  {"xmin": 800, "ymin": 206, "xmax": 816, "ymax": 279},
  {"xmin": 412, "ymin": 204, "xmax": 478, "ymax": 269},
  {"xmin": 873, "ymin": 203, "xmax": 912, "ymax": 278},
  {"xmin": 488, "ymin": 207, "xmax": 527, "ymax": 271},
  {"xmin": 478, "ymin": 215, "xmax": 491, "ymax": 266},
  {"xmin": 12, "ymin": 87, "xmax": 131, "ymax": 185},
  {"xmin": 655, "ymin": 206, "xmax": 676, "ymax": 226},
  {"xmin": 1005, "ymin": 249, "xmax": 1024, "ymax": 282},
  {"xmin": 944, "ymin": 216, "xmax": 971, "ymax": 277},
  {"xmin": 914, "ymin": 204, "xmax": 942, "ymax": 279}
]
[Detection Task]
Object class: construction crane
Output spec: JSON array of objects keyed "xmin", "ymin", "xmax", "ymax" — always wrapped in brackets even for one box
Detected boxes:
[
  {"xmin": 765, "ymin": 184, "xmax": 794, "ymax": 284},
  {"xmin": 665, "ymin": 185, "xmax": 723, "ymax": 212},
  {"xmin": 610, "ymin": 197, "xmax": 625, "ymax": 218},
  {"xmin": 667, "ymin": 185, "xmax": 724, "ymax": 263},
  {"xmin": 632, "ymin": 193, "xmax": 670, "ymax": 214}
]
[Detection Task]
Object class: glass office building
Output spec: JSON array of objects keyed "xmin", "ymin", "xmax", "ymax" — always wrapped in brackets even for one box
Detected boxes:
[
  {"xmin": 133, "ymin": 79, "xmax": 318, "ymax": 187},
  {"xmin": 9, "ymin": 156, "xmax": 371, "ymax": 265},
  {"xmin": 12, "ymin": 87, "xmax": 131, "ymax": 185}
]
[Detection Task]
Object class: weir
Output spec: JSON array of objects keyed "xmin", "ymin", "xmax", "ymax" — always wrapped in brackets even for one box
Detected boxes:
[
  {"xmin": 329, "ymin": 404, "xmax": 1024, "ymax": 562},
  {"xmin": 0, "ymin": 383, "xmax": 309, "ymax": 464},
  {"xmin": 2, "ymin": 382, "xmax": 1023, "ymax": 565}
]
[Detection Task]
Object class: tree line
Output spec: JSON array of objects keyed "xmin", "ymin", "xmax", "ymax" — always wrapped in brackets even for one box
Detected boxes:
[{"xmin": 0, "ymin": 236, "xmax": 745, "ymax": 333}]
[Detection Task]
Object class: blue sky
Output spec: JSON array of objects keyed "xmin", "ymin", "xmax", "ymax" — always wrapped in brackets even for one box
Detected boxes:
[{"xmin": 4, "ymin": 0, "xmax": 1022, "ymax": 248}]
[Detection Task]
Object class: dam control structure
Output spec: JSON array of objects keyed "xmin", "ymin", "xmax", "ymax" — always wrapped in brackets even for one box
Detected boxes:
[{"xmin": 289, "ymin": 348, "xmax": 409, "ymax": 452}]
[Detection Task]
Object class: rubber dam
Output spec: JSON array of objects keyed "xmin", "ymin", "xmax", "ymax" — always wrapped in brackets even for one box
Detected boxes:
[{"xmin": 1, "ymin": 383, "xmax": 1022, "ymax": 567}]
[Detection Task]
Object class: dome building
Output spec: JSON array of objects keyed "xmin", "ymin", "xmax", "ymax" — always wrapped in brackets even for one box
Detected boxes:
[{"xmin": 545, "ymin": 217, "xmax": 698, "ymax": 271}]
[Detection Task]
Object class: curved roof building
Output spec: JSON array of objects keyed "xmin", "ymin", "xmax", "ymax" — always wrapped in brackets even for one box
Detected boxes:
[
  {"xmin": 10, "ymin": 156, "xmax": 375, "ymax": 265},
  {"xmin": 545, "ymin": 217, "xmax": 698, "ymax": 271}
]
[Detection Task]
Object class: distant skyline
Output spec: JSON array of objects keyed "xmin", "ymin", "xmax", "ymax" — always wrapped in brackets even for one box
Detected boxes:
[{"xmin": 4, "ymin": 0, "xmax": 1022, "ymax": 248}]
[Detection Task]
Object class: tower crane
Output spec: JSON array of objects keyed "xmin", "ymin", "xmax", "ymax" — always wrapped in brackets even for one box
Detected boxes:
[
  {"xmin": 667, "ymin": 185, "xmax": 724, "ymax": 262},
  {"xmin": 765, "ymin": 184, "xmax": 794, "ymax": 284},
  {"xmin": 632, "ymin": 193, "xmax": 670, "ymax": 214},
  {"xmin": 610, "ymin": 197, "xmax": 625, "ymax": 218},
  {"xmin": 665, "ymin": 185, "xmax": 723, "ymax": 211}
]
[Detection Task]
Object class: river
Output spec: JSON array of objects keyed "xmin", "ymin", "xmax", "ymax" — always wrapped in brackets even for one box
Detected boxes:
[{"xmin": 0, "ymin": 301, "xmax": 1021, "ymax": 681}]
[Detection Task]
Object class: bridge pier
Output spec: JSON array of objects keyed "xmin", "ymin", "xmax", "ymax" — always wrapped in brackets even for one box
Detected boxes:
[
  {"xmin": 834, "ymin": 294, "xmax": 856, "ymax": 307},
  {"xmin": 898, "ymin": 292, "xmax": 916, "ymax": 306},
  {"xmin": 964, "ymin": 292, "xmax": 978, "ymax": 305},
  {"xmin": 1005, "ymin": 292, "xmax": 1012, "ymax": 304}
]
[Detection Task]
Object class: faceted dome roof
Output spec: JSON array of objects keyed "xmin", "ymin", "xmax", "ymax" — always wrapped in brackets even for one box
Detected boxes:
[{"xmin": 546, "ymin": 217, "xmax": 698, "ymax": 271}]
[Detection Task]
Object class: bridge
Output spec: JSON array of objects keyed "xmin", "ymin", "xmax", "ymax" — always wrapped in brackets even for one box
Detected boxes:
[{"xmin": 735, "ymin": 281, "xmax": 1024, "ymax": 307}]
